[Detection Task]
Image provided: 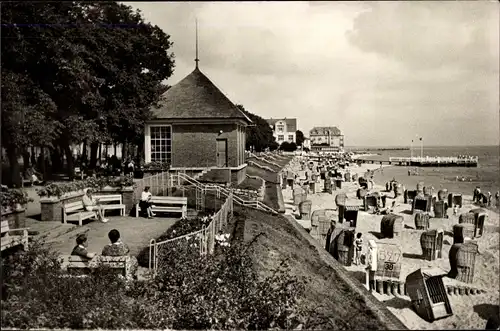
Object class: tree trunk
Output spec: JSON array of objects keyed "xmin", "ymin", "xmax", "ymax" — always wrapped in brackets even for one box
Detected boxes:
[
  {"xmin": 82, "ymin": 140, "xmax": 87, "ymax": 160},
  {"xmin": 22, "ymin": 148, "xmax": 30, "ymax": 169},
  {"xmin": 98, "ymin": 143, "xmax": 102, "ymax": 162},
  {"xmin": 50, "ymin": 148, "xmax": 60, "ymax": 173},
  {"xmin": 6, "ymin": 145, "xmax": 21, "ymax": 188},
  {"xmin": 62, "ymin": 142, "xmax": 75, "ymax": 181},
  {"xmin": 89, "ymin": 142, "xmax": 99, "ymax": 170},
  {"xmin": 114, "ymin": 143, "xmax": 117, "ymax": 156},
  {"xmin": 122, "ymin": 140, "xmax": 128, "ymax": 162},
  {"xmin": 136, "ymin": 138, "xmax": 144, "ymax": 164}
]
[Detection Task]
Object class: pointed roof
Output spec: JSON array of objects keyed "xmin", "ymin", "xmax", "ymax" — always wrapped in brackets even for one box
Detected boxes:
[
  {"xmin": 151, "ymin": 67, "xmax": 251, "ymax": 123},
  {"xmin": 265, "ymin": 118, "xmax": 297, "ymax": 132}
]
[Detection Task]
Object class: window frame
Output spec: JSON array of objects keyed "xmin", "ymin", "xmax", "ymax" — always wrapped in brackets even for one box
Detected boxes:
[{"xmin": 150, "ymin": 125, "xmax": 172, "ymax": 163}]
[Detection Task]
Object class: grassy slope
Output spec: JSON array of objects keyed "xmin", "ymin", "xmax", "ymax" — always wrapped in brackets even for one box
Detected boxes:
[
  {"xmin": 237, "ymin": 177, "xmax": 263, "ymax": 191},
  {"xmin": 241, "ymin": 206, "xmax": 406, "ymax": 330}
]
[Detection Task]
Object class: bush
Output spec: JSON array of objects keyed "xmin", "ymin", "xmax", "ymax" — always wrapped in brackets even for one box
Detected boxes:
[
  {"xmin": 36, "ymin": 176, "xmax": 135, "ymax": 197},
  {"xmin": 136, "ymin": 215, "xmax": 213, "ymax": 267},
  {"xmin": 1, "ymin": 237, "xmax": 327, "ymax": 329},
  {"xmin": 1, "ymin": 187, "xmax": 33, "ymax": 209}
]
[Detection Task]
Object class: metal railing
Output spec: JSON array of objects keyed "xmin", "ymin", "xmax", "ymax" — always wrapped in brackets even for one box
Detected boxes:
[{"xmin": 148, "ymin": 191, "xmax": 233, "ymax": 276}]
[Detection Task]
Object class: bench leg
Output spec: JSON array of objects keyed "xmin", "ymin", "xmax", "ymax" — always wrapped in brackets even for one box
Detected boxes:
[{"xmin": 135, "ymin": 204, "xmax": 139, "ymax": 218}]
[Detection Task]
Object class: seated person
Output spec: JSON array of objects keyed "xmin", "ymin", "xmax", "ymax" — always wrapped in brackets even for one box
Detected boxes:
[
  {"xmin": 139, "ymin": 186, "xmax": 155, "ymax": 219},
  {"xmin": 71, "ymin": 233, "xmax": 96, "ymax": 259},
  {"xmin": 82, "ymin": 188, "xmax": 108, "ymax": 223},
  {"xmin": 102, "ymin": 229, "xmax": 138, "ymax": 279}
]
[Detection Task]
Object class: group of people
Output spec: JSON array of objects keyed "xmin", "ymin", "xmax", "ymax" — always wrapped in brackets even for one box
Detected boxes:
[
  {"xmin": 473, "ymin": 187, "xmax": 499, "ymax": 207},
  {"xmin": 71, "ymin": 229, "xmax": 138, "ymax": 279}
]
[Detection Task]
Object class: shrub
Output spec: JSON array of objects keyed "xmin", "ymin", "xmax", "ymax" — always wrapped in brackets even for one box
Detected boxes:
[
  {"xmin": 141, "ymin": 161, "xmax": 170, "ymax": 171},
  {"xmin": 136, "ymin": 215, "xmax": 213, "ymax": 267},
  {"xmin": 36, "ymin": 176, "xmax": 135, "ymax": 197},
  {"xmin": 0, "ymin": 187, "xmax": 33, "ymax": 209},
  {"xmin": 2, "ymin": 235, "xmax": 327, "ymax": 330}
]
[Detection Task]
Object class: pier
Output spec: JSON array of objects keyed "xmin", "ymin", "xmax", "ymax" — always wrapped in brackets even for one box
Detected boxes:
[{"xmin": 358, "ymin": 156, "xmax": 478, "ymax": 167}]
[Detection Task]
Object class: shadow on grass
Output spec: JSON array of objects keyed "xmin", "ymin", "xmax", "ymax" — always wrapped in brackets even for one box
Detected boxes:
[
  {"xmin": 347, "ymin": 270, "xmax": 366, "ymax": 284},
  {"xmin": 401, "ymin": 209, "xmax": 413, "ymax": 215}
]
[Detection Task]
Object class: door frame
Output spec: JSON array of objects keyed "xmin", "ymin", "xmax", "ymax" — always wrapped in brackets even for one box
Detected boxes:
[{"xmin": 216, "ymin": 138, "xmax": 228, "ymax": 167}]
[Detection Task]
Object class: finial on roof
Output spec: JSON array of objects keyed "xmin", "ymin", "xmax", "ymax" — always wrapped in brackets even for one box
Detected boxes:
[{"xmin": 195, "ymin": 18, "xmax": 199, "ymax": 68}]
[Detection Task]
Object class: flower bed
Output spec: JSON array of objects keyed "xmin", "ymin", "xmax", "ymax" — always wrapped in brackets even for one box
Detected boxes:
[
  {"xmin": 37, "ymin": 176, "xmax": 135, "ymax": 222},
  {"xmin": 1, "ymin": 188, "xmax": 32, "ymax": 234}
]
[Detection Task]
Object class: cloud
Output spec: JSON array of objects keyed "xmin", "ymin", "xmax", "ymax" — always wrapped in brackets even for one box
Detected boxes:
[{"xmin": 128, "ymin": 1, "xmax": 499, "ymax": 146}]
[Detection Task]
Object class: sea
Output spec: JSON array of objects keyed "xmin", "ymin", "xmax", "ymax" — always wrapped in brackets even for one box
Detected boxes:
[{"xmin": 347, "ymin": 145, "xmax": 500, "ymax": 202}]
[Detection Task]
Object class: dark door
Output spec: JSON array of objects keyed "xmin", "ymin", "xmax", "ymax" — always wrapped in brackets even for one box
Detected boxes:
[{"xmin": 216, "ymin": 139, "xmax": 227, "ymax": 167}]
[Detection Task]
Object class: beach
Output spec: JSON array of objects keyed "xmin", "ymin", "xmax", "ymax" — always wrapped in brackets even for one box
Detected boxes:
[{"xmin": 283, "ymin": 159, "xmax": 499, "ymax": 330}]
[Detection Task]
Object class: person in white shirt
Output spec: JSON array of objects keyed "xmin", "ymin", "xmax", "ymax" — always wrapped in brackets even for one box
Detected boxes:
[
  {"xmin": 140, "ymin": 186, "xmax": 155, "ymax": 219},
  {"xmin": 82, "ymin": 189, "xmax": 108, "ymax": 223}
]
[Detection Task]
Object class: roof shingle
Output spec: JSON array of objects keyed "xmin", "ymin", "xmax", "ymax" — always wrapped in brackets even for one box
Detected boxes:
[
  {"xmin": 151, "ymin": 67, "xmax": 251, "ymax": 122},
  {"xmin": 310, "ymin": 126, "xmax": 342, "ymax": 136}
]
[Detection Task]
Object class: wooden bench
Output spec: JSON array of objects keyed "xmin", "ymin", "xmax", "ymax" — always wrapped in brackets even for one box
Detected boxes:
[
  {"xmin": 1, "ymin": 220, "xmax": 29, "ymax": 251},
  {"xmin": 93, "ymin": 194, "xmax": 126, "ymax": 216},
  {"xmin": 135, "ymin": 196, "xmax": 187, "ymax": 218},
  {"xmin": 62, "ymin": 201, "xmax": 96, "ymax": 226},
  {"xmin": 59, "ymin": 255, "xmax": 130, "ymax": 278}
]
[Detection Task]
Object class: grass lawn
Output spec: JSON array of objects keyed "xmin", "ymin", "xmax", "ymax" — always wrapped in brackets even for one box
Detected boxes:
[
  {"xmin": 237, "ymin": 176, "xmax": 264, "ymax": 191},
  {"xmin": 240, "ymin": 205, "xmax": 405, "ymax": 330},
  {"xmin": 248, "ymin": 158, "xmax": 281, "ymax": 172}
]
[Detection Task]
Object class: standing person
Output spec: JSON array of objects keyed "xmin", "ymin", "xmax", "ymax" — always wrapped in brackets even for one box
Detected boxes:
[
  {"xmin": 495, "ymin": 191, "xmax": 500, "ymax": 207},
  {"xmin": 71, "ymin": 233, "xmax": 96, "ymax": 259},
  {"xmin": 127, "ymin": 159, "xmax": 135, "ymax": 177},
  {"xmin": 354, "ymin": 232, "xmax": 363, "ymax": 265},
  {"xmin": 140, "ymin": 186, "xmax": 155, "ymax": 219},
  {"xmin": 82, "ymin": 189, "xmax": 108, "ymax": 223},
  {"xmin": 487, "ymin": 192, "xmax": 492, "ymax": 207}
]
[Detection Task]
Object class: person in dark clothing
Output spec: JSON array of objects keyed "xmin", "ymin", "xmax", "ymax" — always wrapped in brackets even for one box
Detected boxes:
[{"xmin": 71, "ymin": 233, "xmax": 96, "ymax": 259}]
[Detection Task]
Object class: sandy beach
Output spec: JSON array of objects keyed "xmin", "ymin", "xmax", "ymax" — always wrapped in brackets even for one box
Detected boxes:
[{"xmin": 283, "ymin": 159, "xmax": 499, "ymax": 330}]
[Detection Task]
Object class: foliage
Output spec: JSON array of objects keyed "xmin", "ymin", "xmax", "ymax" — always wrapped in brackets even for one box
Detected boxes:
[
  {"xmin": 136, "ymin": 215, "xmax": 213, "ymax": 267},
  {"xmin": 141, "ymin": 161, "xmax": 170, "ymax": 171},
  {"xmin": 279, "ymin": 141, "xmax": 298, "ymax": 152},
  {"xmin": 1, "ymin": 1, "xmax": 175, "ymax": 175},
  {"xmin": 295, "ymin": 130, "xmax": 305, "ymax": 147},
  {"xmin": 0, "ymin": 187, "xmax": 33, "ymax": 209},
  {"xmin": 236, "ymin": 104, "xmax": 279, "ymax": 152},
  {"xmin": 36, "ymin": 176, "xmax": 135, "ymax": 197},
  {"xmin": 1, "ymin": 236, "xmax": 326, "ymax": 330}
]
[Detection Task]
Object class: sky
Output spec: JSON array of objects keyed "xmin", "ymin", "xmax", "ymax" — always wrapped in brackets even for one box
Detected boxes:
[{"xmin": 129, "ymin": 1, "xmax": 499, "ymax": 147}]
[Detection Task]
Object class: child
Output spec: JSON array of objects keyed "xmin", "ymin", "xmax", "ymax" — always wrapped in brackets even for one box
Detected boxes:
[{"xmin": 354, "ymin": 232, "xmax": 363, "ymax": 265}]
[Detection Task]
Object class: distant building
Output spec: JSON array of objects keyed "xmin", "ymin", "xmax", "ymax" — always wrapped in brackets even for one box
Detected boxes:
[
  {"xmin": 266, "ymin": 118, "xmax": 297, "ymax": 145},
  {"xmin": 309, "ymin": 126, "xmax": 344, "ymax": 152}
]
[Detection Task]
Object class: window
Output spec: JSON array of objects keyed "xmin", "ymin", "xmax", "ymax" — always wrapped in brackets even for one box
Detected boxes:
[
  {"xmin": 277, "ymin": 124, "xmax": 285, "ymax": 133},
  {"xmin": 150, "ymin": 125, "xmax": 172, "ymax": 163},
  {"xmin": 278, "ymin": 135, "xmax": 284, "ymax": 141},
  {"xmin": 288, "ymin": 135, "xmax": 294, "ymax": 142}
]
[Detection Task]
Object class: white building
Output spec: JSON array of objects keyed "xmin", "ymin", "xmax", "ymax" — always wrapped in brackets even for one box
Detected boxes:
[
  {"xmin": 266, "ymin": 118, "xmax": 297, "ymax": 145},
  {"xmin": 309, "ymin": 126, "xmax": 344, "ymax": 151}
]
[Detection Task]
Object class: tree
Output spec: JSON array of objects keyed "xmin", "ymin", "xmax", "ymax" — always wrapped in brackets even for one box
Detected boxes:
[
  {"xmin": 279, "ymin": 142, "xmax": 297, "ymax": 152},
  {"xmin": 1, "ymin": 2, "xmax": 175, "ymax": 181},
  {"xmin": 295, "ymin": 130, "xmax": 305, "ymax": 147},
  {"xmin": 236, "ymin": 105, "xmax": 278, "ymax": 152}
]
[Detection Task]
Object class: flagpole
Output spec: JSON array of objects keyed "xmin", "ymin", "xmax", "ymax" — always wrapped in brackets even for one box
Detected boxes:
[{"xmin": 420, "ymin": 137, "xmax": 423, "ymax": 159}]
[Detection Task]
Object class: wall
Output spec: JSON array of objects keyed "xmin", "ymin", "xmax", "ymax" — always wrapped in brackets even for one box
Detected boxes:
[{"xmin": 145, "ymin": 123, "xmax": 244, "ymax": 168}]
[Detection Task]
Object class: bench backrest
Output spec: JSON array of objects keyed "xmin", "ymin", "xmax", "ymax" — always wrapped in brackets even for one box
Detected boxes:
[
  {"xmin": 151, "ymin": 196, "xmax": 187, "ymax": 205},
  {"xmin": 64, "ymin": 201, "xmax": 85, "ymax": 213},
  {"xmin": 94, "ymin": 194, "xmax": 122, "ymax": 204},
  {"xmin": 60, "ymin": 255, "xmax": 129, "ymax": 269},
  {"xmin": 1, "ymin": 220, "xmax": 9, "ymax": 234}
]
